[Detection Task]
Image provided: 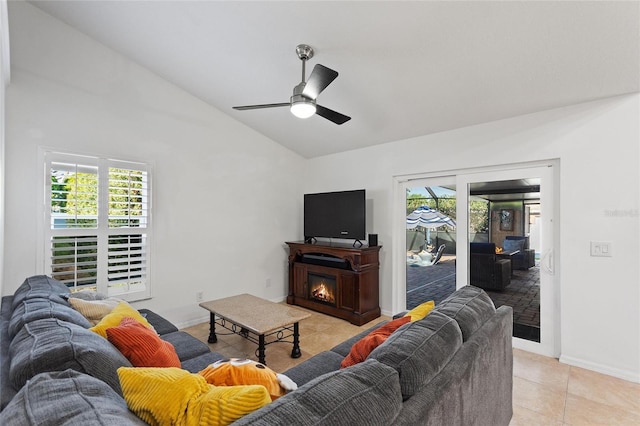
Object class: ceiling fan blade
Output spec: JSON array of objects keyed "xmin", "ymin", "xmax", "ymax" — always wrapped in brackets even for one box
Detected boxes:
[
  {"xmin": 302, "ymin": 64, "xmax": 338, "ymax": 100},
  {"xmin": 233, "ymin": 103, "xmax": 289, "ymax": 111},
  {"xmin": 316, "ymin": 105, "xmax": 351, "ymax": 125}
]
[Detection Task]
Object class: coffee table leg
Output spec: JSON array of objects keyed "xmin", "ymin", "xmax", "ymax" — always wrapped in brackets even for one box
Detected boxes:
[
  {"xmin": 291, "ymin": 322, "xmax": 302, "ymax": 359},
  {"xmin": 258, "ymin": 334, "xmax": 266, "ymax": 365},
  {"xmin": 207, "ymin": 312, "xmax": 217, "ymax": 343}
]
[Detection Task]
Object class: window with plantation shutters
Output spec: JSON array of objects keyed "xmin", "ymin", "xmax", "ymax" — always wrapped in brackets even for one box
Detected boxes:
[{"xmin": 43, "ymin": 152, "xmax": 151, "ymax": 300}]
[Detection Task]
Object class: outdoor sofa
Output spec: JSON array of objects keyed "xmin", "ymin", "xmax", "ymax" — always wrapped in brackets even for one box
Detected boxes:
[
  {"xmin": 503, "ymin": 236, "xmax": 536, "ymax": 270},
  {"xmin": 1, "ymin": 275, "xmax": 513, "ymax": 425}
]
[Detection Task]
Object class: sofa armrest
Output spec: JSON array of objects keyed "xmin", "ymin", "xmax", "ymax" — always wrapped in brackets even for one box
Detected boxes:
[{"xmin": 137, "ymin": 309, "xmax": 178, "ymax": 335}]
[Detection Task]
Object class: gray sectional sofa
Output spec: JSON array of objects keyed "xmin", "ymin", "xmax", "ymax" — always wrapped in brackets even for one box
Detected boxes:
[{"xmin": 1, "ymin": 275, "xmax": 513, "ymax": 425}]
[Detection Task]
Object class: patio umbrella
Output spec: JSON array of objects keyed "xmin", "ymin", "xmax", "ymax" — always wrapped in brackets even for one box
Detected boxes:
[{"xmin": 406, "ymin": 206, "xmax": 456, "ymax": 247}]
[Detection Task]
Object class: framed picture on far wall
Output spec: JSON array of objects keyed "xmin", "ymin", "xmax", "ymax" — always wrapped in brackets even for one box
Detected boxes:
[{"xmin": 499, "ymin": 209, "xmax": 514, "ymax": 231}]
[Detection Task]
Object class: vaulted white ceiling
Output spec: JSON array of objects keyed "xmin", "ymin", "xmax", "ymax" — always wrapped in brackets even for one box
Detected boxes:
[{"xmin": 28, "ymin": 1, "xmax": 640, "ymax": 158}]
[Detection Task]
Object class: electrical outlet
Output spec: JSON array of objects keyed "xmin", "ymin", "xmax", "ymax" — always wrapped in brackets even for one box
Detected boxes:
[
  {"xmin": 265, "ymin": 278, "xmax": 272, "ymax": 288},
  {"xmin": 196, "ymin": 291, "xmax": 204, "ymax": 302}
]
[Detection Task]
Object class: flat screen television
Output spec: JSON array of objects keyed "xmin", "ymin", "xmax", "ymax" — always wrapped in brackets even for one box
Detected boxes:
[{"xmin": 304, "ymin": 189, "xmax": 366, "ymax": 241}]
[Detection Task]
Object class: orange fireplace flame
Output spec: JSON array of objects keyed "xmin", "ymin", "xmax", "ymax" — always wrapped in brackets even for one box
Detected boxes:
[{"xmin": 311, "ymin": 282, "xmax": 335, "ymax": 303}]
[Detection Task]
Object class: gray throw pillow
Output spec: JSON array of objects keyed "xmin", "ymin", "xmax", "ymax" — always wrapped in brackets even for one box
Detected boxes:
[
  {"xmin": 64, "ymin": 290, "xmax": 108, "ymax": 301},
  {"xmin": 9, "ymin": 318, "xmax": 132, "ymax": 395},
  {"xmin": 234, "ymin": 359, "xmax": 403, "ymax": 425},
  {"xmin": 0, "ymin": 369, "xmax": 145, "ymax": 425},
  {"xmin": 434, "ymin": 285, "xmax": 496, "ymax": 341},
  {"xmin": 8, "ymin": 298, "xmax": 91, "ymax": 339},
  {"xmin": 369, "ymin": 311, "xmax": 463, "ymax": 399},
  {"xmin": 11, "ymin": 276, "xmax": 70, "ymax": 310}
]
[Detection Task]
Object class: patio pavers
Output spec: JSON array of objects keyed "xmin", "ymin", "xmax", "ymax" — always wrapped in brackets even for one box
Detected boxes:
[{"xmin": 406, "ymin": 257, "xmax": 540, "ymax": 336}]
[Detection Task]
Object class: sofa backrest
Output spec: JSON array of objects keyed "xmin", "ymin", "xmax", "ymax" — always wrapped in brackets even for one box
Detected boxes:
[
  {"xmin": 368, "ymin": 311, "xmax": 463, "ymax": 400},
  {"xmin": 433, "ymin": 285, "xmax": 496, "ymax": 341},
  {"xmin": 234, "ymin": 358, "xmax": 404, "ymax": 425},
  {"xmin": 1, "ymin": 275, "xmax": 134, "ymax": 410},
  {"xmin": 505, "ymin": 235, "xmax": 530, "ymax": 249}
]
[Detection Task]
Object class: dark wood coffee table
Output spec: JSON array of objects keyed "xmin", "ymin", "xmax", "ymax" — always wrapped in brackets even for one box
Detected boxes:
[{"xmin": 199, "ymin": 294, "xmax": 311, "ymax": 365}]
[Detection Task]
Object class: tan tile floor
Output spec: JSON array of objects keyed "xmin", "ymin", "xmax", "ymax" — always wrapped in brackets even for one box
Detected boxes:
[{"xmin": 182, "ymin": 306, "xmax": 640, "ymax": 425}]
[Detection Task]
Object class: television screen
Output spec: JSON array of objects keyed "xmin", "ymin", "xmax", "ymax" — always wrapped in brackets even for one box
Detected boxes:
[{"xmin": 304, "ymin": 189, "xmax": 366, "ymax": 240}]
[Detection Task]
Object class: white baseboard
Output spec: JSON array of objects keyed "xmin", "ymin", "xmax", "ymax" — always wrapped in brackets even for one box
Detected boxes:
[
  {"xmin": 174, "ymin": 314, "xmax": 209, "ymax": 330},
  {"xmin": 559, "ymin": 354, "xmax": 640, "ymax": 384}
]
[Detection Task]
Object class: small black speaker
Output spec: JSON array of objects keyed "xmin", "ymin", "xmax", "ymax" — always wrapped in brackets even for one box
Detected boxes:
[{"xmin": 368, "ymin": 234, "xmax": 378, "ymax": 246}]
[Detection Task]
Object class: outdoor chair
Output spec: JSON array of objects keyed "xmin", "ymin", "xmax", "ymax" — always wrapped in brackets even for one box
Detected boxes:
[
  {"xmin": 431, "ymin": 243, "xmax": 446, "ymax": 265},
  {"xmin": 470, "ymin": 242, "xmax": 511, "ymax": 291},
  {"xmin": 503, "ymin": 236, "xmax": 536, "ymax": 270},
  {"xmin": 407, "ymin": 244, "xmax": 446, "ymax": 267}
]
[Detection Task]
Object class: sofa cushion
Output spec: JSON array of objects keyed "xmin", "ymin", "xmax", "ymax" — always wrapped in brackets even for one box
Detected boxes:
[
  {"xmin": 11, "ymin": 276, "xmax": 70, "ymax": 310},
  {"xmin": 138, "ymin": 308, "xmax": 179, "ymax": 335},
  {"xmin": 433, "ymin": 285, "xmax": 496, "ymax": 341},
  {"xmin": 180, "ymin": 351, "xmax": 227, "ymax": 373},
  {"xmin": 369, "ymin": 311, "xmax": 463, "ymax": 399},
  {"xmin": 65, "ymin": 290, "xmax": 107, "ymax": 301},
  {"xmin": 340, "ymin": 316, "xmax": 411, "ymax": 368},
  {"xmin": 162, "ymin": 331, "xmax": 212, "ymax": 361},
  {"xmin": 1, "ymin": 296, "xmax": 16, "ymax": 410},
  {"xmin": 282, "ymin": 350, "xmax": 345, "ymax": 387},
  {"xmin": 234, "ymin": 359, "xmax": 403, "ymax": 426},
  {"xmin": 9, "ymin": 318, "xmax": 131, "ymax": 394},
  {"xmin": 0, "ymin": 369, "xmax": 145, "ymax": 425},
  {"xmin": 8, "ymin": 298, "xmax": 91, "ymax": 339},
  {"xmin": 106, "ymin": 317, "xmax": 181, "ymax": 368},
  {"xmin": 118, "ymin": 366, "xmax": 271, "ymax": 425}
]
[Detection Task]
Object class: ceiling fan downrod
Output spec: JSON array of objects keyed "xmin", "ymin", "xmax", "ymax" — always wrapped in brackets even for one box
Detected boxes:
[{"xmin": 296, "ymin": 44, "xmax": 314, "ymax": 84}]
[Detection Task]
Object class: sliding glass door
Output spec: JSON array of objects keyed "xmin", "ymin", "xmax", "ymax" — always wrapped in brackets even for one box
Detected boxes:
[
  {"xmin": 395, "ymin": 162, "xmax": 558, "ymax": 356},
  {"xmin": 404, "ymin": 179, "xmax": 458, "ymax": 309},
  {"xmin": 460, "ymin": 165, "xmax": 556, "ymax": 355}
]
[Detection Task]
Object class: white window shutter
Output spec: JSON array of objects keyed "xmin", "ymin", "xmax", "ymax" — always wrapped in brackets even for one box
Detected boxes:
[{"xmin": 44, "ymin": 152, "xmax": 151, "ymax": 300}]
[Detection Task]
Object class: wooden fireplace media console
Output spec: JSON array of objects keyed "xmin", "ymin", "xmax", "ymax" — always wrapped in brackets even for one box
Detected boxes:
[{"xmin": 285, "ymin": 241, "xmax": 381, "ymax": 326}]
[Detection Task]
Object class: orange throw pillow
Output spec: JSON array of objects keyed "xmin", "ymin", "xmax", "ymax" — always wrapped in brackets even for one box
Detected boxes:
[
  {"xmin": 340, "ymin": 316, "xmax": 411, "ymax": 368},
  {"xmin": 106, "ymin": 317, "xmax": 180, "ymax": 368},
  {"xmin": 199, "ymin": 358, "xmax": 293, "ymax": 401}
]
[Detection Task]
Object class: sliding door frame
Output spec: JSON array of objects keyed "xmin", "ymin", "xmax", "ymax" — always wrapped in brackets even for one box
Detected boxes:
[{"xmin": 392, "ymin": 159, "xmax": 561, "ymax": 357}]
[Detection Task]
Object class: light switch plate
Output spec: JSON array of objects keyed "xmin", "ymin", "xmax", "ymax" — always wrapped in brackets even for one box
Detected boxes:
[{"xmin": 590, "ymin": 241, "xmax": 612, "ymax": 257}]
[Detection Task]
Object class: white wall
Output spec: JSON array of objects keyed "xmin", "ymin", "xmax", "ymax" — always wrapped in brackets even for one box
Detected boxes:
[
  {"xmin": 4, "ymin": 1, "xmax": 639, "ymax": 383},
  {"xmin": 304, "ymin": 95, "xmax": 640, "ymax": 382},
  {"xmin": 3, "ymin": 2, "xmax": 304, "ymax": 326},
  {"xmin": 0, "ymin": 0, "xmax": 8, "ymax": 297}
]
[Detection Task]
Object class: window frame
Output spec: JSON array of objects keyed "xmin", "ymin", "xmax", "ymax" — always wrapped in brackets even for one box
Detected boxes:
[{"xmin": 38, "ymin": 149, "xmax": 152, "ymax": 301}]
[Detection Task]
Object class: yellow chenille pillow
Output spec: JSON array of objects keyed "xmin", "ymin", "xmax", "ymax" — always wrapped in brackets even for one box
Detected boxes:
[
  {"xmin": 90, "ymin": 301, "xmax": 154, "ymax": 338},
  {"xmin": 404, "ymin": 300, "xmax": 435, "ymax": 321},
  {"xmin": 117, "ymin": 367, "xmax": 271, "ymax": 426},
  {"xmin": 68, "ymin": 297, "xmax": 122, "ymax": 325}
]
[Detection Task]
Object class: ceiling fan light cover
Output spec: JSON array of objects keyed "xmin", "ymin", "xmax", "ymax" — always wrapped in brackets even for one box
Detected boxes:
[{"xmin": 290, "ymin": 97, "xmax": 316, "ymax": 119}]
